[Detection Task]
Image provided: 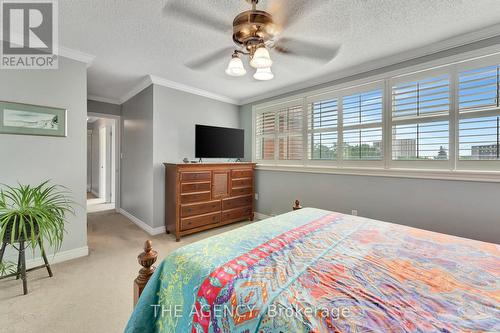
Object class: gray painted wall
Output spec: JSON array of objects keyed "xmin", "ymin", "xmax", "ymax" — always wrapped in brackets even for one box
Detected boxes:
[
  {"xmin": 240, "ymin": 38, "xmax": 500, "ymax": 243},
  {"xmin": 88, "ymin": 99, "xmax": 121, "ymax": 116},
  {"xmin": 0, "ymin": 57, "xmax": 88, "ymax": 259},
  {"xmin": 121, "ymin": 86, "xmax": 154, "ymax": 225},
  {"xmin": 152, "ymin": 85, "xmax": 240, "ymax": 228},
  {"xmin": 254, "ymin": 170, "xmax": 500, "ymax": 243},
  {"xmin": 120, "ymin": 84, "xmax": 240, "ymax": 228}
]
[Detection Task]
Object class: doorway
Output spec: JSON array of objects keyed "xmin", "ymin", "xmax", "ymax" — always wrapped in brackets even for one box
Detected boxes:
[{"xmin": 87, "ymin": 114, "xmax": 119, "ymax": 213}]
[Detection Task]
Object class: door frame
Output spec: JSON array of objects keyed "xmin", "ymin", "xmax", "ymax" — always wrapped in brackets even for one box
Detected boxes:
[
  {"xmin": 99, "ymin": 126, "xmax": 107, "ymax": 201},
  {"xmin": 88, "ymin": 112, "xmax": 121, "ymax": 210}
]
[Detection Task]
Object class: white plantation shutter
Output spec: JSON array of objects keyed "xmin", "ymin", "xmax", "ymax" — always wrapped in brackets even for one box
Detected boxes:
[
  {"xmin": 255, "ymin": 103, "xmax": 304, "ymax": 161},
  {"xmin": 391, "ymin": 75, "xmax": 450, "ymax": 160},
  {"xmin": 342, "ymin": 89, "xmax": 383, "ymax": 160},
  {"xmin": 252, "ymin": 54, "xmax": 500, "ymax": 173},
  {"xmin": 308, "ymin": 98, "xmax": 338, "ymax": 160},
  {"xmin": 458, "ymin": 65, "xmax": 500, "ymax": 160},
  {"xmin": 277, "ymin": 105, "xmax": 303, "ymax": 160},
  {"xmin": 255, "ymin": 112, "xmax": 276, "ymax": 160}
]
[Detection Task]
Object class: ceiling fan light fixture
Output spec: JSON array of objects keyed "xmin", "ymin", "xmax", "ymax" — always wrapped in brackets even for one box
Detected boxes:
[
  {"xmin": 225, "ymin": 53, "xmax": 246, "ymax": 77},
  {"xmin": 253, "ymin": 67, "xmax": 274, "ymax": 81},
  {"xmin": 250, "ymin": 46, "xmax": 272, "ymax": 68}
]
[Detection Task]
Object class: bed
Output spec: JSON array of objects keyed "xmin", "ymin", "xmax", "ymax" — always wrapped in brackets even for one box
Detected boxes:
[{"xmin": 125, "ymin": 207, "xmax": 500, "ymax": 333}]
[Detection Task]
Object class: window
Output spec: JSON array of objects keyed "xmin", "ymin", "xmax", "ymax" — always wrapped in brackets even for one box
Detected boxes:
[
  {"xmin": 255, "ymin": 112, "xmax": 276, "ymax": 160},
  {"xmin": 458, "ymin": 65, "xmax": 500, "ymax": 160},
  {"xmin": 342, "ymin": 90, "xmax": 383, "ymax": 160},
  {"xmin": 255, "ymin": 103, "xmax": 303, "ymax": 161},
  {"xmin": 391, "ymin": 75, "xmax": 450, "ymax": 160},
  {"xmin": 253, "ymin": 53, "xmax": 500, "ymax": 177},
  {"xmin": 308, "ymin": 98, "xmax": 338, "ymax": 160}
]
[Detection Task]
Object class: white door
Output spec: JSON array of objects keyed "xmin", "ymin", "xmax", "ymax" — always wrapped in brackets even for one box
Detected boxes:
[{"xmin": 99, "ymin": 127, "xmax": 107, "ymax": 201}]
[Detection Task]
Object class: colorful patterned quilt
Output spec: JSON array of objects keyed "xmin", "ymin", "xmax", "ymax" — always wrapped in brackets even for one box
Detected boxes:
[{"xmin": 125, "ymin": 208, "xmax": 500, "ymax": 333}]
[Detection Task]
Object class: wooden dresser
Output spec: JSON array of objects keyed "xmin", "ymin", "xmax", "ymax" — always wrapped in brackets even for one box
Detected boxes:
[{"xmin": 164, "ymin": 163, "xmax": 256, "ymax": 241}]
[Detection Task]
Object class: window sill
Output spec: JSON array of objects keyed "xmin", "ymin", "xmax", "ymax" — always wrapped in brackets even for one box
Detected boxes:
[{"xmin": 255, "ymin": 164, "xmax": 500, "ymax": 183}]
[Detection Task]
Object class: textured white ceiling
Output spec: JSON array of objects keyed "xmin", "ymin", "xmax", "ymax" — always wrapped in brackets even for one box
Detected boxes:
[{"xmin": 59, "ymin": 0, "xmax": 500, "ymax": 104}]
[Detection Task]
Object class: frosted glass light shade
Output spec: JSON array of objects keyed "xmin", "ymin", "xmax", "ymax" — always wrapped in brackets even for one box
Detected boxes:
[
  {"xmin": 250, "ymin": 47, "xmax": 272, "ymax": 68},
  {"xmin": 225, "ymin": 56, "xmax": 246, "ymax": 77},
  {"xmin": 253, "ymin": 67, "xmax": 274, "ymax": 81}
]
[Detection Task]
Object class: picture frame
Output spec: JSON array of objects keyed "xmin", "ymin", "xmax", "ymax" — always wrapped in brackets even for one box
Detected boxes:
[{"xmin": 0, "ymin": 101, "xmax": 67, "ymax": 137}]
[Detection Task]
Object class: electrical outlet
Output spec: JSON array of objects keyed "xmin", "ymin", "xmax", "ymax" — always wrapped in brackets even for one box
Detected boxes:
[
  {"xmin": 351, "ymin": 209, "xmax": 358, "ymax": 216},
  {"xmin": 255, "ymin": 193, "xmax": 259, "ymax": 200}
]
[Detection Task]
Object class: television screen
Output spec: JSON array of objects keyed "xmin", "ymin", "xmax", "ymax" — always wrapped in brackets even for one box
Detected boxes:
[{"xmin": 195, "ymin": 125, "xmax": 244, "ymax": 158}]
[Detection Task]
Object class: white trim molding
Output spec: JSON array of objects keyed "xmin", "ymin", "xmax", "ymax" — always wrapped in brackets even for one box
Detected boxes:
[
  {"xmin": 256, "ymin": 164, "xmax": 500, "ymax": 183},
  {"xmin": 119, "ymin": 74, "xmax": 240, "ymax": 106},
  {"xmin": 254, "ymin": 212, "xmax": 272, "ymax": 220},
  {"xmin": 87, "ymin": 95, "xmax": 121, "ymax": 105},
  {"xmin": 118, "ymin": 208, "xmax": 166, "ymax": 236},
  {"xmin": 149, "ymin": 75, "xmax": 239, "ymax": 105},
  {"xmin": 26, "ymin": 246, "xmax": 89, "ymax": 270},
  {"xmin": 119, "ymin": 76, "xmax": 153, "ymax": 104},
  {"xmin": 58, "ymin": 46, "xmax": 95, "ymax": 67}
]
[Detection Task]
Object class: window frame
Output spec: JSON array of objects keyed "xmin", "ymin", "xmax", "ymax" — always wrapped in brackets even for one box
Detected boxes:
[
  {"xmin": 251, "ymin": 50, "xmax": 500, "ymax": 180},
  {"xmin": 388, "ymin": 66, "xmax": 453, "ymax": 170},
  {"xmin": 455, "ymin": 57, "xmax": 500, "ymax": 171}
]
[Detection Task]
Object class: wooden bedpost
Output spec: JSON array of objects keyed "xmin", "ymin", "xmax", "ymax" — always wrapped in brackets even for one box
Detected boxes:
[
  {"xmin": 133, "ymin": 240, "xmax": 158, "ymax": 306},
  {"xmin": 293, "ymin": 199, "xmax": 302, "ymax": 211}
]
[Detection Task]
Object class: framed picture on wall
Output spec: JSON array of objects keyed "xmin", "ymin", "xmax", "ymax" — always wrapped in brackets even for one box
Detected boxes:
[{"xmin": 0, "ymin": 101, "xmax": 67, "ymax": 137}]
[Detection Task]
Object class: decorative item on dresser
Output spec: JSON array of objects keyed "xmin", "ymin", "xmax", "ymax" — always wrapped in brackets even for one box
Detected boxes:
[{"xmin": 164, "ymin": 163, "xmax": 255, "ymax": 241}]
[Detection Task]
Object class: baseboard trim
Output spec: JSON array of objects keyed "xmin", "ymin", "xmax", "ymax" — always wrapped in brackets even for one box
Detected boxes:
[
  {"xmin": 254, "ymin": 212, "xmax": 271, "ymax": 220},
  {"xmin": 90, "ymin": 189, "xmax": 99, "ymax": 198},
  {"xmin": 118, "ymin": 208, "xmax": 166, "ymax": 236},
  {"xmin": 25, "ymin": 246, "xmax": 89, "ymax": 269}
]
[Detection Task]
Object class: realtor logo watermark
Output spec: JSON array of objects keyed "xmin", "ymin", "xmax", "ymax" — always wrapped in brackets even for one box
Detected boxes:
[{"xmin": 1, "ymin": 0, "xmax": 58, "ymax": 69}]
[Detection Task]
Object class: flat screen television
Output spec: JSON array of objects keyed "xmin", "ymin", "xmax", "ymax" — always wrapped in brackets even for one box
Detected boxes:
[{"xmin": 195, "ymin": 125, "xmax": 244, "ymax": 159}]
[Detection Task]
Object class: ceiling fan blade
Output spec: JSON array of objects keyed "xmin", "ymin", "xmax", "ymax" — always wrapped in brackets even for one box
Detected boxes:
[
  {"xmin": 267, "ymin": 0, "xmax": 325, "ymax": 31},
  {"xmin": 162, "ymin": 1, "xmax": 231, "ymax": 34},
  {"xmin": 273, "ymin": 38, "xmax": 340, "ymax": 63},
  {"xmin": 185, "ymin": 47, "xmax": 235, "ymax": 70}
]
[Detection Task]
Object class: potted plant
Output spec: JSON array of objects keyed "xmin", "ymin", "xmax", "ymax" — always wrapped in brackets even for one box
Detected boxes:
[{"xmin": 0, "ymin": 180, "xmax": 74, "ymax": 255}]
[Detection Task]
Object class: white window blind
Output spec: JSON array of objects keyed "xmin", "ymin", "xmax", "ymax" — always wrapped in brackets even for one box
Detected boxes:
[
  {"xmin": 458, "ymin": 65, "xmax": 500, "ymax": 160},
  {"xmin": 391, "ymin": 75, "xmax": 450, "ymax": 160},
  {"xmin": 342, "ymin": 89, "xmax": 383, "ymax": 160},
  {"xmin": 277, "ymin": 106, "xmax": 303, "ymax": 160},
  {"xmin": 308, "ymin": 98, "xmax": 338, "ymax": 160},
  {"xmin": 255, "ymin": 104, "xmax": 303, "ymax": 161},
  {"xmin": 253, "ymin": 54, "xmax": 500, "ymax": 174},
  {"xmin": 255, "ymin": 112, "xmax": 276, "ymax": 160}
]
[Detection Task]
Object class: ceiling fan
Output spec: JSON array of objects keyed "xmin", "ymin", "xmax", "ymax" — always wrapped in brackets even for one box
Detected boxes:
[{"xmin": 164, "ymin": 0, "xmax": 340, "ymax": 81}]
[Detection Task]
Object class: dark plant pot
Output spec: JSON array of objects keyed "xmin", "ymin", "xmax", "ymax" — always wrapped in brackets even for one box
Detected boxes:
[{"xmin": 2, "ymin": 218, "xmax": 40, "ymax": 243}]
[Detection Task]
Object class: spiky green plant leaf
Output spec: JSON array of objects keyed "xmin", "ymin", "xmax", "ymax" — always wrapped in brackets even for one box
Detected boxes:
[{"xmin": 0, "ymin": 180, "xmax": 75, "ymax": 252}]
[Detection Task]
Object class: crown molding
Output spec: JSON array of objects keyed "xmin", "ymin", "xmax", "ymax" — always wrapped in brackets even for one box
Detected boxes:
[
  {"xmin": 87, "ymin": 94, "xmax": 121, "ymax": 105},
  {"xmin": 149, "ymin": 75, "xmax": 239, "ymax": 105},
  {"xmin": 119, "ymin": 76, "xmax": 153, "ymax": 104},
  {"xmin": 58, "ymin": 46, "xmax": 95, "ymax": 67},
  {"xmin": 239, "ymin": 24, "xmax": 500, "ymax": 105}
]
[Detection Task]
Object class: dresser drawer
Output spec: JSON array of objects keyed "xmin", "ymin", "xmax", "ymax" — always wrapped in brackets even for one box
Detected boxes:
[
  {"xmin": 222, "ymin": 206, "xmax": 252, "ymax": 222},
  {"xmin": 181, "ymin": 172, "xmax": 211, "ymax": 182},
  {"xmin": 181, "ymin": 200, "xmax": 220, "ymax": 218},
  {"xmin": 231, "ymin": 187, "xmax": 253, "ymax": 196},
  {"xmin": 180, "ymin": 191, "xmax": 211, "ymax": 204},
  {"xmin": 222, "ymin": 195, "xmax": 253, "ymax": 210},
  {"xmin": 181, "ymin": 212, "xmax": 220, "ymax": 231},
  {"xmin": 181, "ymin": 182, "xmax": 211, "ymax": 193},
  {"xmin": 231, "ymin": 169, "xmax": 253, "ymax": 178},
  {"xmin": 232, "ymin": 178, "xmax": 252, "ymax": 188}
]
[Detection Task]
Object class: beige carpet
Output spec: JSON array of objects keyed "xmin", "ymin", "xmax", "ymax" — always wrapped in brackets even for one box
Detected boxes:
[{"xmin": 0, "ymin": 211, "xmax": 254, "ymax": 333}]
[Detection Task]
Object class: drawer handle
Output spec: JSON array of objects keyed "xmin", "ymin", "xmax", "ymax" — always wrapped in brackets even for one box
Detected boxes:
[{"xmin": 187, "ymin": 208, "xmax": 192, "ymax": 212}]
